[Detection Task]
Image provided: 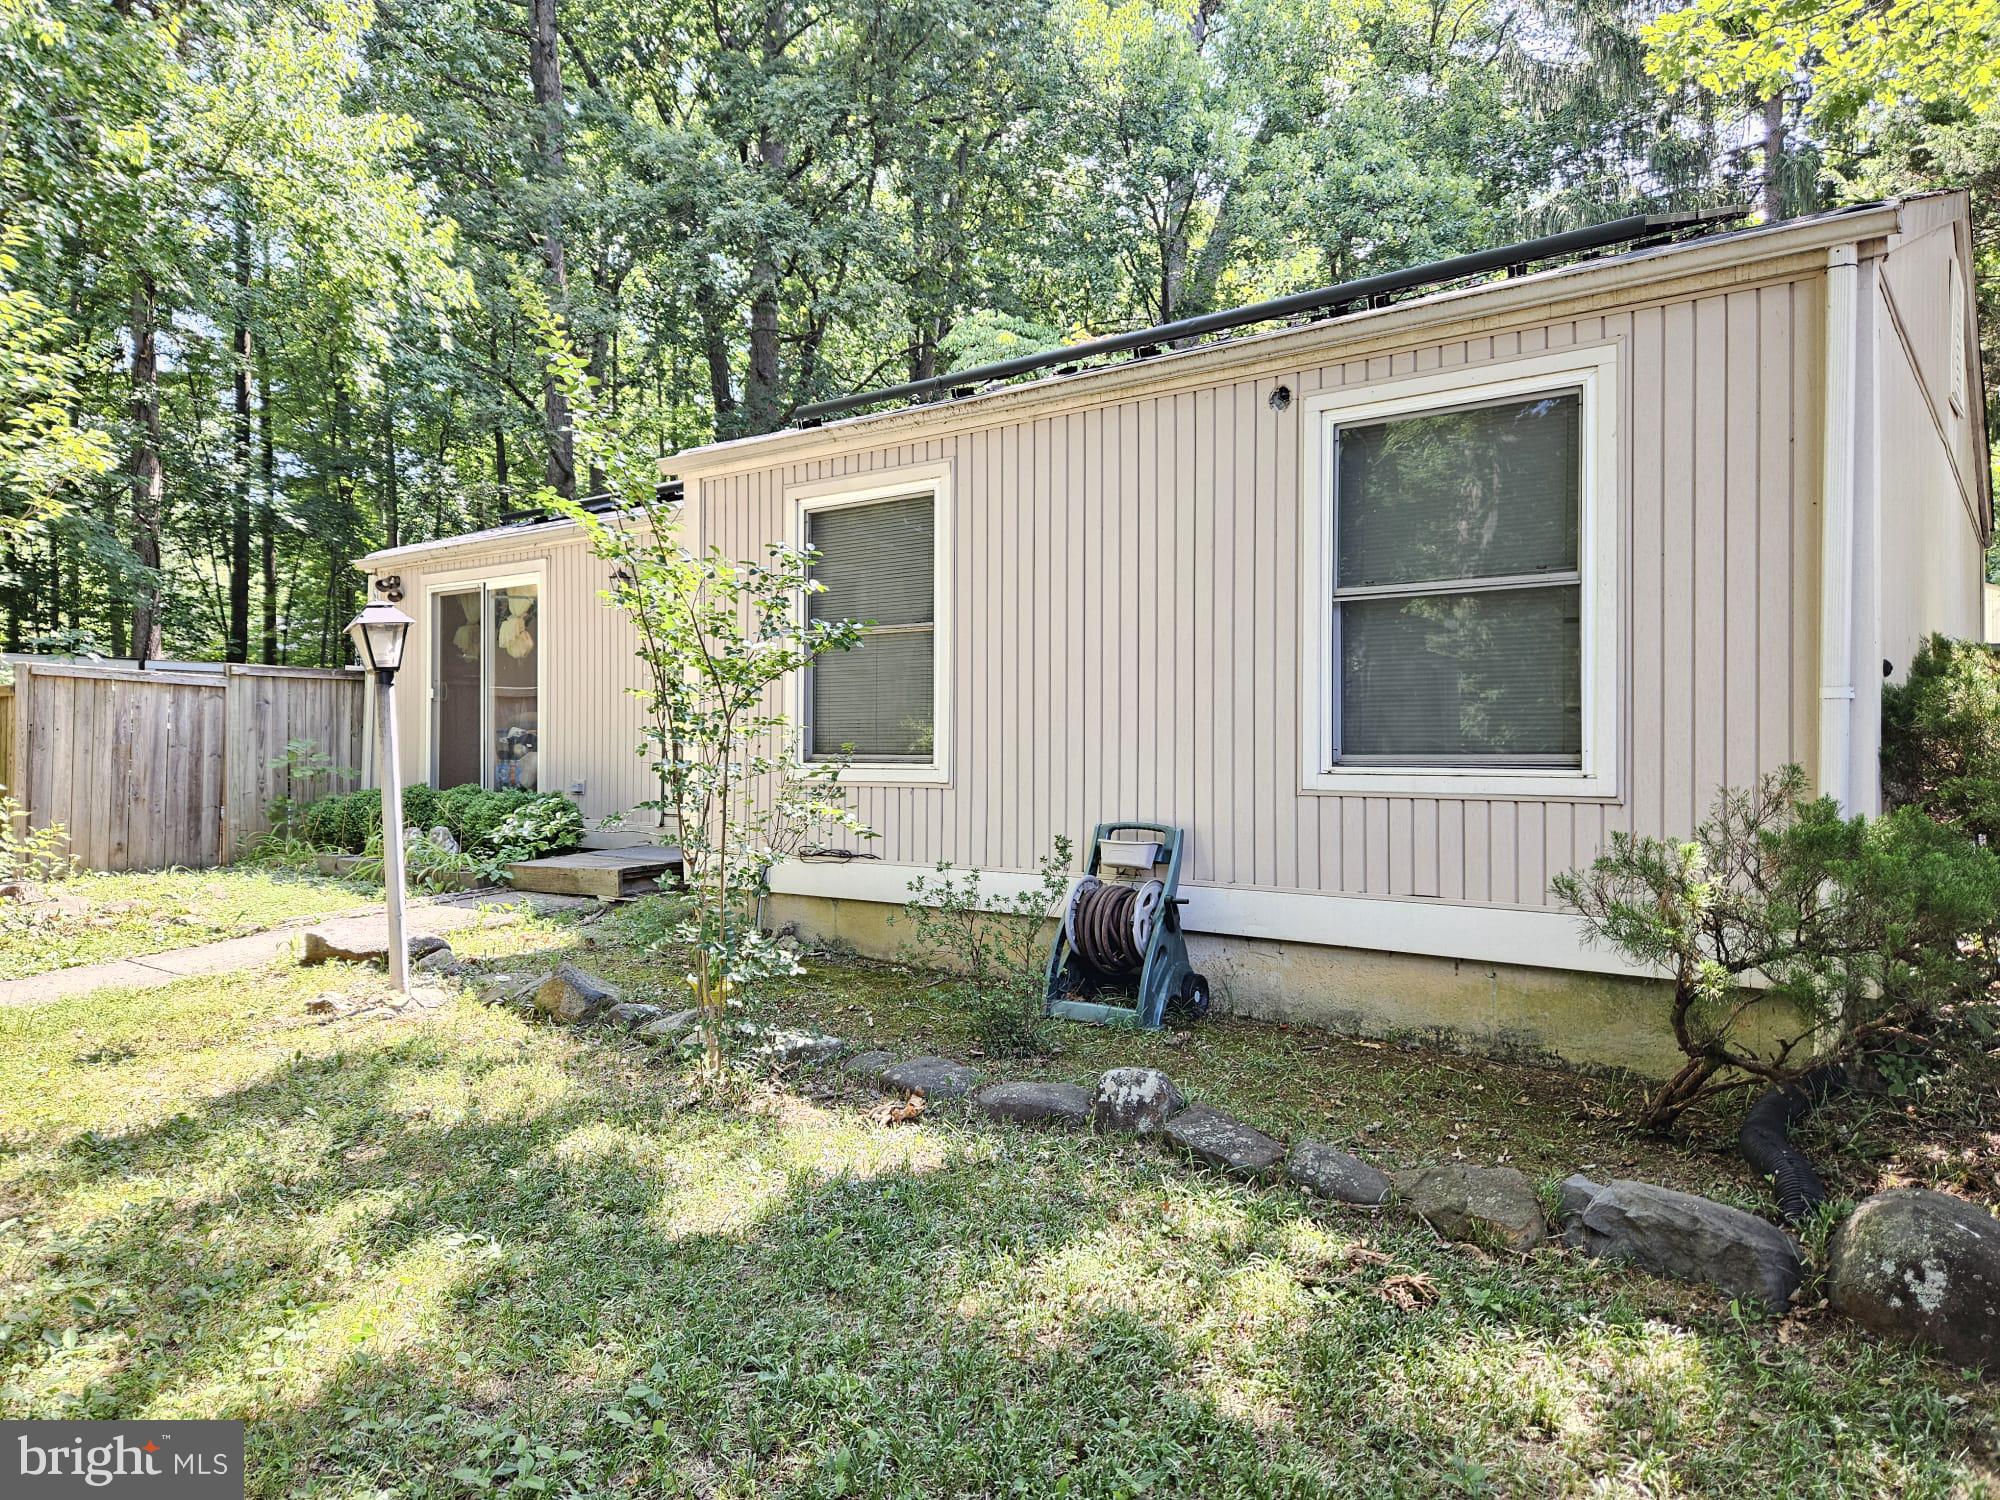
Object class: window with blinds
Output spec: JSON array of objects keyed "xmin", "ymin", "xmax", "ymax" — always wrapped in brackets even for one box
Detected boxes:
[
  {"xmin": 1331, "ymin": 390, "xmax": 1583, "ymax": 764},
  {"xmin": 806, "ymin": 494, "xmax": 937, "ymax": 762}
]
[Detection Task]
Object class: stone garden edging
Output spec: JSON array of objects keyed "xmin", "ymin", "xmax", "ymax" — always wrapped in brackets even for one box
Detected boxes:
[{"xmin": 472, "ymin": 962, "xmax": 2000, "ymax": 1372}]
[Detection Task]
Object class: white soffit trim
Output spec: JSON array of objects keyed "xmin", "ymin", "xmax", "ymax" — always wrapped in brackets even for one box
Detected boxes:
[{"xmin": 767, "ymin": 859, "xmax": 1650, "ymax": 979}]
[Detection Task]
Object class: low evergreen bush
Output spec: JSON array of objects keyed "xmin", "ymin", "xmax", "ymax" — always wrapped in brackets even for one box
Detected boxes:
[
  {"xmin": 1881, "ymin": 632, "xmax": 2000, "ymax": 843},
  {"xmin": 1556, "ymin": 766, "xmax": 2000, "ymax": 1131}
]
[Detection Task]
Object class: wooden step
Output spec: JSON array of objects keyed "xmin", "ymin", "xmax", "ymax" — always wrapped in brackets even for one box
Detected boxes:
[{"xmin": 506, "ymin": 844, "xmax": 684, "ymax": 900}]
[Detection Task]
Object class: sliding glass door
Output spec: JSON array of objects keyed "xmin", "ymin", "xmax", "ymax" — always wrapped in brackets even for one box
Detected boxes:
[{"xmin": 430, "ymin": 580, "xmax": 540, "ymax": 791}]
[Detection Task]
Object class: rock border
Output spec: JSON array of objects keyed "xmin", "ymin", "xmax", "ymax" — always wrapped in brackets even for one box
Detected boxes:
[{"xmin": 457, "ymin": 961, "xmax": 1994, "ymax": 1365}]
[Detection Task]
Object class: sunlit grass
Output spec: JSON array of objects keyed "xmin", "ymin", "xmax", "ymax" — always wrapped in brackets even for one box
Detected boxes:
[
  {"xmin": 0, "ymin": 867, "xmax": 374, "ymax": 980},
  {"xmin": 0, "ymin": 900, "xmax": 1991, "ymax": 1495}
]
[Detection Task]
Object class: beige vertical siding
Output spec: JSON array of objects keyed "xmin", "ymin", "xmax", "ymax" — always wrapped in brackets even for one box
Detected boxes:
[
  {"xmin": 683, "ymin": 274, "xmax": 1828, "ymax": 912},
  {"xmin": 1875, "ymin": 201, "xmax": 1987, "ymax": 676},
  {"xmin": 375, "ymin": 534, "xmax": 660, "ymax": 831}
]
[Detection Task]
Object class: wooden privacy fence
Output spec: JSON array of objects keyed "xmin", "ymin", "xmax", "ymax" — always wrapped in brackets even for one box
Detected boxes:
[{"xmin": 0, "ymin": 661, "xmax": 365, "ymax": 871}]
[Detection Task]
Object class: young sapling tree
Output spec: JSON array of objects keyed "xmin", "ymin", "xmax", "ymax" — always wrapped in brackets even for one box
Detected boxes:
[{"xmin": 532, "ymin": 296, "xmax": 870, "ymax": 1079}]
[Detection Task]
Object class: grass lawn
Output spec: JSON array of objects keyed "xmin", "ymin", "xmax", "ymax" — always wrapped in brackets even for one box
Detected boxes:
[
  {"xmin": 0, "ymin": 898, "xmax": 1993, "ymax": 1496},
  {"xmin": 0, "ymin": 868, "xmax": 376, "ymax": 981}
]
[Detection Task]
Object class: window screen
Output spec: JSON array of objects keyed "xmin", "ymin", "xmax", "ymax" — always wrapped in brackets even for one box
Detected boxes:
[
  {"xmin": 807, "ymin": 495, "xmax": 936, "ymax": 761},
  {"xmin": 1332, "ymin": 391, "xmax": 1582, "ymax": 765}
]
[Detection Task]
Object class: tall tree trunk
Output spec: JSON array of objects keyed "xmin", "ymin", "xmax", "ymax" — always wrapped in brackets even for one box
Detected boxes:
[
  {"xmin": 127, "ymin": 272, "xmax": 164, "ymax": 664},
  {"xmin": 258, "ymin": 351, "xmax": 278, "ymax": 663},
  {"xmin": 743, "ymin": 129, "xmax": 787, "ymax": 434},
  {"xmin": 697, "ymin": 281, "xmax": 738, "ymax": 436},
  {"xmin": 380, "ymin": 401, "xmax": 399, "ymax": 550},
  {"xmin": 2, "ymin": 541, "xmax": 20, "ymax": 651},
  {"xmin": 740, "ymin": 0, "xmax": 791, "ymax": 435},
  {"xmin": 493, "ymin": 426, "xmax": 511, "ymax": 520},
  {"xmin": 528, "ymin": 0, "xmax": 577, "ymax": 499},
  {"xmin": 1760, "ymin": 93, "xmax": 1786, "ymax": 222},
  {"xmin": 227, "ymin": 214, "xmax": 253, "ymax": 663}
]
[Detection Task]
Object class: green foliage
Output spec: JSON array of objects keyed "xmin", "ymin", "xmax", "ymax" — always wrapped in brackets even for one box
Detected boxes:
[
  {"xmin": 1555, "ymin": 766, "xmax": 2000, "ymax": 1130},
  {"xmin": 0, "ymin": 786, "xmax": 72, "ymax": 885},
  {"xmin": 290, "ymin": 783, "xmax": 578, "ymax": 862},
  {"xmin": 897, "ymin": 838, "xmax": 1074, "ymax": 1056},
  {"xmin": 549, "ymin": 340, "xmax": 872, "ymax": 1081},
  {"xmin": 1645, "ymin": 0, "xmax": 1998, "ymax": 136},
  {"xmin": 1881, "ymin": 633, "xmax": 2000, "ymax": 843},
  {"xmin": 484, "ymin": 796, "xmax": 585, "ymax": 866},
  {"xmin": 351, "ymin": 826, "xmax": 485, "ymax": 895},
  {"xmin": 296, "ymin": 786, "xmax": 382, "ymax": 854},
  {"xmin": 3, "ymin": 0, "xmax": 1807, "ymax": 663},
  {"xmin": 431, "ymin": 784, "xmax": 536, "ymax": 852},
  {"xmin": 262, "ymin": 736, "xmax": 357, "ymax": 837}
]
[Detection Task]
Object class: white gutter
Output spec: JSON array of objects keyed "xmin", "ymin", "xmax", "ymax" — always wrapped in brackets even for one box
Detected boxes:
[{"xmin": 1817, "ymin": 244, "xmax": 1861, "ymax": 809}]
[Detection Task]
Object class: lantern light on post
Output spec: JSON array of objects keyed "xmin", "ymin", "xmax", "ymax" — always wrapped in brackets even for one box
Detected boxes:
[
  {"xmin": 346, "ymin": 601, "xmax": 415, "ymax": 991},
  {"xmin": 348, "ymin": 600, "xmax": 413, "ymax": 677}
]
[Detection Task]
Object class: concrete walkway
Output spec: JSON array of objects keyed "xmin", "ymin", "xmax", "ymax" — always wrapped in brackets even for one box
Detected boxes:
[{"xmin": 0, "ymin": 890, "xmax": 587, "ymax": 1007}]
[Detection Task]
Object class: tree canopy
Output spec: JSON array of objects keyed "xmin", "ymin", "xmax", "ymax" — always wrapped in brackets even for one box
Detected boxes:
[{"xmin": 0, "ymin": 0, "xmax": 1988, "ymax": 661}]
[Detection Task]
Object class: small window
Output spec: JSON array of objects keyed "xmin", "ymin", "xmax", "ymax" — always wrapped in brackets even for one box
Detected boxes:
[
  {"xmin": 806, "ymin": 494, "xmax": 937, "ymax": 763},
  {"xmin": 1331, "ymin": 391, "xmax": 1583, "ymax": 766}
]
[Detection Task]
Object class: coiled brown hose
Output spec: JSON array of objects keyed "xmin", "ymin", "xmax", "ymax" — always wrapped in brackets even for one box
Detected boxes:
[{"xmin": 1072, "ymin": 881, "xmax": 1144, "ymax": 974}]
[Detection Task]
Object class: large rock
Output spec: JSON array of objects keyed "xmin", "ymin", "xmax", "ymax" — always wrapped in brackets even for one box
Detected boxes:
[
  {"xmin": 1092, "ymin": 1068, "xmax": 1185, "ymax": 1135},
  {"xmin": 1165, "ymin": 1104, "xmax": 1286, "ymax": 1180},
  {"xmin": 1287, "ymin": 1142, "xmax": 1391, "ymax": 1206},
  {"xmin": 973, "ymin": 1081, "xmax": 1092, "ymax": 1128},
  {"xmin": 758, "ymin": 1031, "xmax": 844, "ymax": 1067},
  {"xmin": 302, "ymin": 930, "xmax": 449, "ymax": 967},
  {"xmin": 1829, "ymin": 1189, "xmax": 2000, "ymax": 1369},
  {"xmin": 474, "ymin": 971, "xmax": 540, "ymax": 1013},
  {"xmin": 1556, "ymin": 1173, "xmax": 1602, "ymax": 1234},
  {"xmin": 639, "ymin": 1009, "xmax": 701, "ymax": 1043},
  {"xmin": 1395, "ymin": 1164, "xmax": 1545, "ymax": 1252},
  {"xmin": 1567, "ymin": 1178, "xmax": 1801, "ymax": 1310},
  {"xmin": 534, "ymin": 963, "xmax": 620, "ymax": 1024},
  {"xmin": 879, "ymin": 1055, "xmax": 982, "ymax": 1099},
  {"xmin": 842, "ymin": 1049, "xmax": 895, "ymax": 1082},
  {"xmin": 413, "ymin": 941, "xmax": 459, "ymax": 973}
]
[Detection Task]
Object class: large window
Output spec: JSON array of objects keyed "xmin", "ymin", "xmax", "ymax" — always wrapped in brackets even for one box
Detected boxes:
[
  {"xmin": 1334, "ymin": 392, "xmax": 1582, "ymax": 763},
  {"xmin": 804, "ymin": 491, "xmax": 941, "ymax": 769},
  {"xmin": 1301, "ymin": 350, "xmax": 1617, "ymax": 798}
]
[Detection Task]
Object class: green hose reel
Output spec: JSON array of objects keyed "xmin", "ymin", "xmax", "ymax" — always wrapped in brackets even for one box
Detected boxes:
[{"xmin": 1044, "ymin": 822, "xmax": 1210, "ymax": 1030}]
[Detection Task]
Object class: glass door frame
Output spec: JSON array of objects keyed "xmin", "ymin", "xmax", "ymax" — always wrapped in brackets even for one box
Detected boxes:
[{"xmin": 421, "ymin": 564, "xmax": 545, "ymax": 792}]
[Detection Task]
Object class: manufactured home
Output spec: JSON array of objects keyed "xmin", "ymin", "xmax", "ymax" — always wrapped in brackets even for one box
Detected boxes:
[{"xmin": 357, "ymin": 193, "xmax": 1990, "ymax": 1074}]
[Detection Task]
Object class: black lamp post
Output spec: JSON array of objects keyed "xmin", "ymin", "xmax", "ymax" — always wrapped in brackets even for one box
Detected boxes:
[{"xmin": 347, "ymin": 601, "xmax": 415, "ymax": 991}]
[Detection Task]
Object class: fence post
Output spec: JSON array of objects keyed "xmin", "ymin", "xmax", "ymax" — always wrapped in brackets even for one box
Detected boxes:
[{"xmin": 221, "ymin": 665, "xmax": 242, "ymax": 863}]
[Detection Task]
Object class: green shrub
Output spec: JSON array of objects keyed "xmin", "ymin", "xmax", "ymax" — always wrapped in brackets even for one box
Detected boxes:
[
  {"xmin": 485, "ymin": 796, "xmax": 585, "ymax": 865},
  {"xmin": 401, "ymin": 783, "xmax": 441, "ymax": 834},
  {"xmin": 435, "ymin": 784, "xmax": 536, "ymax": 850},
  {"xmin": 897, "ymin": 839, "xmax": 1073, "ymax": 1056},
  {"xmin": 1556, "ymin": 765, "xmax": 2000, "ymax": 1131},
  {"xmin": 290, "ymin": 782, "xmax": 580, "ymax": 862},
  {"xmin": 296, "ymin": 787, "xmax": 382, "ymax": 854},
  {"xmin": 1882, "ymin": 633, "xmax": 2000, "ymax": 843}
]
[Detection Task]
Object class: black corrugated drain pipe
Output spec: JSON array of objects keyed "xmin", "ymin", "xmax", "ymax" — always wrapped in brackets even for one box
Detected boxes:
[{"xmin": 1738, "ymin": 1063, "xmax": 1848, "ymax": 1224}]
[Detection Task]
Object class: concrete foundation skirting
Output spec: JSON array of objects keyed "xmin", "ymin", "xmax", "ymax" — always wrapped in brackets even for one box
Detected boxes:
[{"xmin": 766, "ymin": 891, "xmax": 1698, "ymax": 1079}]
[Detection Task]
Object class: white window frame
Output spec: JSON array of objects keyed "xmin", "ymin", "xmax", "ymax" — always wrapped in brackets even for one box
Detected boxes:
[
  {"xmin": 788, "ymin": 462, "xmax": 954, "ymax": 786},
  {"xmin": 419, "ymin": 561, "xmax": 547, "ymax": 792},
  {"xmin": 1298, "ymin": 346, "xmax": 1620, "ymax": 800}
]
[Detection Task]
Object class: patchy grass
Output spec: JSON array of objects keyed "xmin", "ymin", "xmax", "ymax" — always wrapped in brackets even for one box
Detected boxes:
[
  {"xmin": 0, "ymin": 902, "xmax": 1994, "ymax": 1496},
  {"xmin": 0, "ymin": 868, "xmax": 375, "ymax": 981}
]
